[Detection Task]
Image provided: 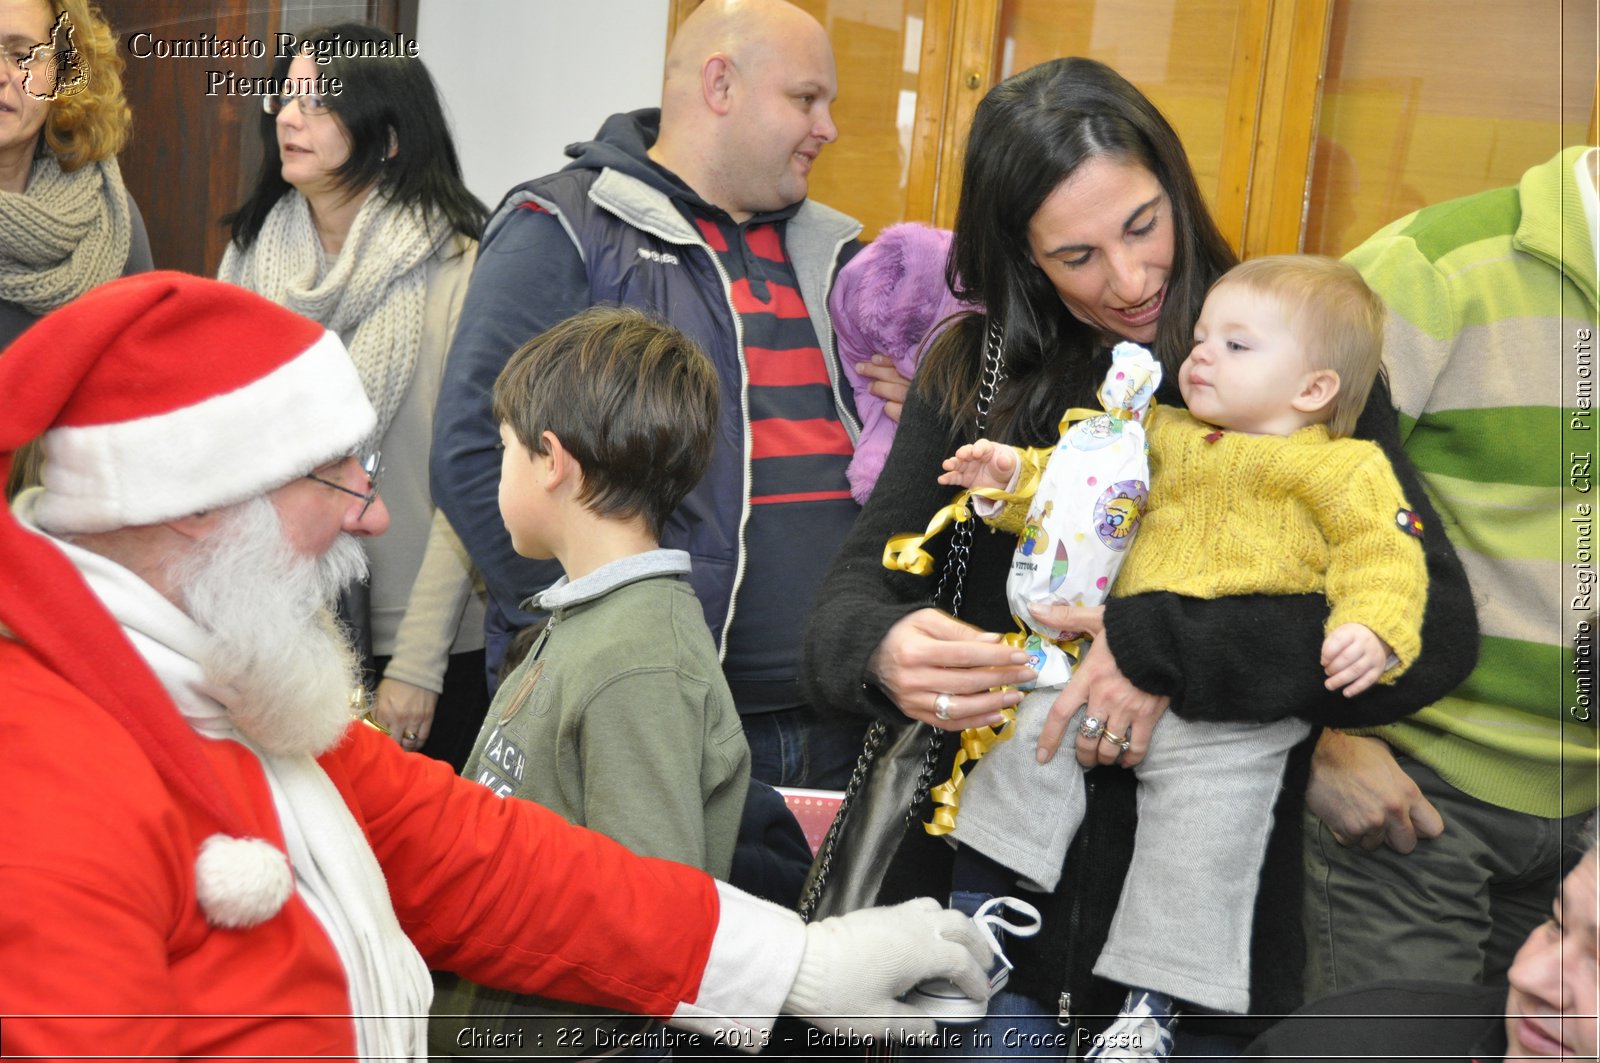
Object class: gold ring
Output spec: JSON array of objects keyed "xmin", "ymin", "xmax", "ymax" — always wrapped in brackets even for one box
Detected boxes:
[
  {"xmin": 1100, "ymin": 729, "xmax": 1128, "ymax": 750},
  {"xmin": 402, "ymin": 730, "xmax": 417, "ymax": 741}
]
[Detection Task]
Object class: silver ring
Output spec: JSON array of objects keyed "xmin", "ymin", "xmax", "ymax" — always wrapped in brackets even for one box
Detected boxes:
[
  {"xmin": 934, "ymin": 693, "xmax": 953, "ymax": 721},
  {"xmin": 1079, "ymin": 715, "xmax": 1104, "ymax": 740}
]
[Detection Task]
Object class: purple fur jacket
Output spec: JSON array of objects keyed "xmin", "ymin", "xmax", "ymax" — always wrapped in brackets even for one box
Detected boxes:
[{"xmin": 830, "ymin": 223, "xmax": 969, "ymax": 503}]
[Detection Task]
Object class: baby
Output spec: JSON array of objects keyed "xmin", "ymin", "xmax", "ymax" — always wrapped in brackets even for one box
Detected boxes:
[{"xmin": 916, "ymin": 256, "xmax": 1428, "ymax": 1060}]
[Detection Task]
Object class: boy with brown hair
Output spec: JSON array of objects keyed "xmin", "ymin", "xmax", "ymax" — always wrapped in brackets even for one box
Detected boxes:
[{"xmin": 432, "ymin": 305, "xmax": 752, "ymax": 1053}]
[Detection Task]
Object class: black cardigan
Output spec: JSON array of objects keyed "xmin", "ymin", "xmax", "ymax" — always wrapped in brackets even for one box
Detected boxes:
[{"xmin": 801, "ymin": 351, "xmax": 1479, "ymax": 1037}]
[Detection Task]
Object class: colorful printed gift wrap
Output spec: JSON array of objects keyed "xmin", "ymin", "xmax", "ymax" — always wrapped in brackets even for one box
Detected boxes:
[{"xmin": 992, "ymin": 342, "xmax": 1160, "ymax": 687}]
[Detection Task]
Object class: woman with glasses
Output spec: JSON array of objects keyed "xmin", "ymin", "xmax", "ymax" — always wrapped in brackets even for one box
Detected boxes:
[
  {"xmin": 220, "ymin": 21, "xmax": 488, "ymax": 766},
  {"xmin": 2, "ymin": 0, "xmax": 151, "ymax": 496}
]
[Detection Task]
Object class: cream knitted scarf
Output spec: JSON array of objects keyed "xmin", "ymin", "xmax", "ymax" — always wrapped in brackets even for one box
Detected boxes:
[
  {"xmin": 218, "ymin": 191, "xmax": 447, "ymax": 455},
  {"xmin": 0, "ymin": 155, "xmax": 132, "ymax": 314}
]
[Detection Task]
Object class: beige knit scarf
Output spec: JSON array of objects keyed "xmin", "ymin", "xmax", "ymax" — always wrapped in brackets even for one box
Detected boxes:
[
  {"xmin": 0, "ymin": 155, "xmax": 132, "ymax": 314},
  {"xmin": 218, "ymin": 191, "xmax": 447, "ymax": 454}
]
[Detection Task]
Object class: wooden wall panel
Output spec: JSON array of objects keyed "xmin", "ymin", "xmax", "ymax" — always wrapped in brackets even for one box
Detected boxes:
[
  {"xmin": 984, "ymin": 0, "xmax": 1290, "ymax": 255},
  {"xmin": 670, "ymin": 0, "xmax": 950, "ymax": 239},
  {"xmin": 806, "ymin": 1, "xmax": 926, "ymax": 238},
  {"xmin": 1211, "ymin": 0, "xmax": 1272, "ymax": 255},
  {"xmin": 1238, "ymin": 0, "xmax": 1331, "ymax": 257},
  {"xmin": 925, "ymin": 0, "xmax": 997, "ymax": 229},
  {"xmin": 1305, "ymin": 0, "xmax": 1595, "ymax": 256},
  {"xmin": 901, "ymin": 0, "xmax": 957, "ymax": 222}
]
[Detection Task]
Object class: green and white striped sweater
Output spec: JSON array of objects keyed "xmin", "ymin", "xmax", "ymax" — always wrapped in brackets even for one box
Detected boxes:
[{"xmin": 1344, "ymin": 146, "xmax": 1599, "ymax": 818}]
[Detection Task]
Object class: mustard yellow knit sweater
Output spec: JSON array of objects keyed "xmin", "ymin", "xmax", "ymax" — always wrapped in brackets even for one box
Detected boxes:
[{"xmin": 995, "ymin": 408, "xmax": 1428, "ymax": 678}]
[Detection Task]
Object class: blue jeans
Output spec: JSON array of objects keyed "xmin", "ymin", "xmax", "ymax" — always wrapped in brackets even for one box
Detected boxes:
[
  {"xmin": 902, "ymin": 997, "xmax": 1248, "ymax": 1061},
  {"xmin": 904, "ymin": 893, "xmax": 1250, "ymax": 1061},
  {"xmin": 742, "ymin": 705, "xmax": 869, "ymax": 790},
  {"xmin": 900, "ymin": 989, "xmax": 1069, "ymax": 1061},
  {"xmin": 902, "ymin": 891, "xmax": 1064, "ymax": 1059}
]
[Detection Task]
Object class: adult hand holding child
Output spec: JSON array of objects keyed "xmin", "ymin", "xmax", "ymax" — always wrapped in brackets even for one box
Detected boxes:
[{"xmin": 1028, "ymin": 603, "xmax": 1170, "ymax": 769}]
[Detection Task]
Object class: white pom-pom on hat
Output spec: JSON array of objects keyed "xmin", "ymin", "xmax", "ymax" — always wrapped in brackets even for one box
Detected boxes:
[
  {"xmin": 195, "ymin": 834, "xmax": 293, "ymax": 928},
  {"xmin": 0, "ymin": 274, "xmax": 375, "ymax": 902}
]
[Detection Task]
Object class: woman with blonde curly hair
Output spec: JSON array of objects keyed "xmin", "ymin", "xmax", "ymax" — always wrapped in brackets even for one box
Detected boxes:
[{"xmin": 2, "ymin": 0, "xmax": 151, "ymax": 493}]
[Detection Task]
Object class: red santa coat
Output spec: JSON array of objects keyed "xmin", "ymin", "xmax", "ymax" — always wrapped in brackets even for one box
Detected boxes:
[{"xmin": 0, "ymin": 637, "xmax": 758, "ymax": 1059}]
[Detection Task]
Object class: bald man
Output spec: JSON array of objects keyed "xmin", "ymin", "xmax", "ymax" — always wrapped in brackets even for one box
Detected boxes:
[{"xmin": 433, "ymin": 0, "xmax": 874, "ymax": 791}]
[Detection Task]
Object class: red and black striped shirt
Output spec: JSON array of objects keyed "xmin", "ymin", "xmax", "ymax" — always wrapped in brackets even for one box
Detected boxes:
[{"xmin": 692, "ymin": 211, "xmax": 858, "ymax": 712}]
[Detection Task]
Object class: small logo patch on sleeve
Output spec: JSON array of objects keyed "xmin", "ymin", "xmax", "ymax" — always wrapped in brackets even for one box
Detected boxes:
[{"xmin": 1396, "ymin": 507, "xmax": 1425, "ymax": 538}]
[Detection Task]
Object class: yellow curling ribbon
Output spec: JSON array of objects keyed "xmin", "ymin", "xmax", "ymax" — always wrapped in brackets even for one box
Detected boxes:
[
  {"xmin": 883, "ymin": 493, "xmax": 974, "ymax": 576},
  {"xmin": 925, "ymin": 702, "xmax": 1016, "ymax": 836},
  {"xmin": 882, "ymin": 464, "xmax": 1047, "ymax": 576},
  {"xmin": 923, "ymin": 629, "xmax": 1087, "ymax": 835},
  {"xmin": 1056, "ymin": 403, "xmax": 1152, "ymax": 438},
  {"xmin": 1061, "ymin": 401, "xmax": 1157, "ymax": 430},
  {"xmin": 892, "ymin": 402, "xmax": 1151, "ymax": 835},
  {"xmin": 1059, "ymin": 406, "xmax": 1103, "ymax": 427}
]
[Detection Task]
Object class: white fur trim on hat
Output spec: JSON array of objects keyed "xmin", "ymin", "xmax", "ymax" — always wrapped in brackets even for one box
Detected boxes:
[
  {"xmin": 34, "ymin": 330, "xmax": 376, "ymax": 534},
  {"xmin": 195, "ymin": 833, "xmax": 294, "ymax": 929}
]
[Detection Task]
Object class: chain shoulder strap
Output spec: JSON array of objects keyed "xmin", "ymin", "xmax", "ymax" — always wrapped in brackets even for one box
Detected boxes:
[
  {"xmin": 797, "ymin": 715, "xmax": 885, "ymax": 921},
  {"xmin": 934, "ymin": 318, "xmax": 1007, "ymax": 614},
  {"xmin": 798, "ymin": 320, "xmax": 1007, "ymax": 922},
  {"xmin": 915, "ymin": 318, "xmax": 1006, "ymax": 814}
]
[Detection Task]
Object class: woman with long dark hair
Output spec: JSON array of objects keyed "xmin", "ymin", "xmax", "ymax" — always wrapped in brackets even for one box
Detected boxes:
[
  {"xmin": 805, "ymin": 57, "xmax": 1477, "ymax": 1057},
  {"xmin": 221, "ymin": 22, "xmax": 488, "ymax": 767}
]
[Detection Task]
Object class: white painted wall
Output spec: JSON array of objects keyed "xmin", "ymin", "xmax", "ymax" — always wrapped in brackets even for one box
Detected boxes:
[{"xmin": 417, "ymin": 0, "xmax": 670, "ymax": 210}]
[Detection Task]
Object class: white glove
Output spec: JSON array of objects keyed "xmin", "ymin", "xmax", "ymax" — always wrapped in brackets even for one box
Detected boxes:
[{"xmin": 782, "ymin": 897, "xmax": 991, "ymax": 1042}]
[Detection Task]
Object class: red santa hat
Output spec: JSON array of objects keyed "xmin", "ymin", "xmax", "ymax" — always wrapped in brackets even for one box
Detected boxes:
[
  {"xmin": 30, "ymin": 274, "xmax": 374, "ymax": 531},
  {"xmin": 0, "ymin": 272, "xmax": 375, "ymax": 927}
]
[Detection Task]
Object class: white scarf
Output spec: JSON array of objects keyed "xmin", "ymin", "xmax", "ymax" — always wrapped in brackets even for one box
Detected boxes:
[
  {"xmin": 0, "ymin": 155, "xmax": 132, "ymax": 313},
  {"xmin": 217, "ymin": 192, "xmax": 446, "ymax": 455},
  {"xmin": 18, "ymin": 494, "xmax": 432, "ymax": 1060}
]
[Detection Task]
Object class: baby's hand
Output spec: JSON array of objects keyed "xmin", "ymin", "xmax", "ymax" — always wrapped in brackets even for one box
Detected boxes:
[
  {"xmin": 938, "ymin": 439, "xmax": 1018, "ymax": 492},
  {"xmin": 1321, "ymin": 623, "xmax": 1391, "ymax": 697}
]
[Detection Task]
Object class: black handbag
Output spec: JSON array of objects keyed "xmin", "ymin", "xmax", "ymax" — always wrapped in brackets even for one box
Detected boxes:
[
  {"xmin": 797, "ymin": 321, "xmax": 1006, "ymax": 923},
  {"xmin": 796, "ymin": 714, "xmax": 942, "ymax": 921}
]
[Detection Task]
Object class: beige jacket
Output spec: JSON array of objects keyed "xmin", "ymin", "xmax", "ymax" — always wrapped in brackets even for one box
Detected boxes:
[{"xmin": 369, "ymin": 235, "xmax": 486, "ymax": 689}]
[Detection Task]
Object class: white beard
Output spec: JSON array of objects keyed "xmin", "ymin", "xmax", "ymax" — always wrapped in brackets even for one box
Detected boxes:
[{"xmin": 171, "ymin": 495, "xmax": 369, "ymax": 757}]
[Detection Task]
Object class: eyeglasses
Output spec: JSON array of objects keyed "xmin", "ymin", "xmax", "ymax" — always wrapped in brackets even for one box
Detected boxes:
[
  {"xmin": 263, "ymin": 88, "xmax": 333, "ymax": 117},
  {"xmin": 0, "ymin": 46, "xmax": 38, "ymax": 77},
  {"xmin": 1, "ymin": 44, "xmax": 60, "ymax": 94},
  {"xmin": 1, "ymin": 12, "xmax": 86, "ymax": 101},
  {"xmin": 305, "ymin": 452, "xmax": 382, "ymax": 517}
]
